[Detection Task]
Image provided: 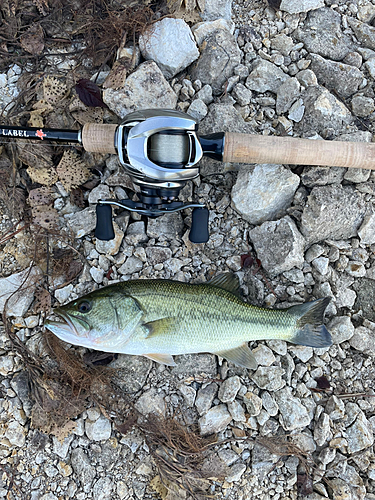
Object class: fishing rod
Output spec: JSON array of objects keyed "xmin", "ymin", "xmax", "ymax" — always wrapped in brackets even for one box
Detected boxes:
[{"xmin": 2, "ymin": 108, "xmax": 375, "ymax": 243}]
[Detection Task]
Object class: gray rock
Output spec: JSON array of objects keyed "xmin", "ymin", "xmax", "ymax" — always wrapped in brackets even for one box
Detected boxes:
[
  {"xmin": 178, "ymin": 384, "xmax": 196, "ymax": 407},
  {"xmin": 280, "ymin": 0, "xmax": 323, "ymax": 14},
  {"xmin": 96, "ymin": 222, "xmax": 124, "ymax": 256},
  {"xmin": 288, "ymin": 99, "xmax": 305, "ymax": 122},
  {"xmin": 294, "ymin": 8, "xmax": 353, "ymax": 61},
  {"xmin": 52, "ymin": 434, "xmax": 74, "ymax": 459},
  {"xmin": 296, "ymin": 69, "xmax": 318, "ymax": 87},
  {"xmin": 172, "ymin": 353, "xmax": 217, "ymax": 378},
  {"xmin": 147, "ymin": 212, "xmax": 184, "ymax": 240},
  {"xmin": 200, "ymin": 0, "xmax": 232, "ymax": 21},
  {"xmin": 0, "ymin": 266, "xmax": 41, "ymax": 317},
  {"xmin": 270, "ymin": 34, "xmax": 294, "ymax": 55},
  {"xmin": 227, "ymin": 400, "xmax": 246, "ymax": 422},
  {"xmin": 218, "ymin": 448, "xmax": 239, "ymax": 466},
  {"xmin": 135, "ymin": 388, "xmax": 166, "ymax": 417},
  {"xmin": 276, "ymin": 77, "xmax": 300, "ymax": 114},
  {"xmin": 314, "ymin": 412, "xmax": 332, "ymax": 446},
  {"xmin": 252, "ymin": 366, "xmax": 285, "ymax": 392},
  {"xmin": 274, "ymin": 387, "xmax": 311, "ymax": 431},
  {"xmin": 10, "ymin": 371, "xmax": 33, "ymax": 417},
  {"xmin": 232, "ymin": 83, "xmax": 252, "ymax": 106},
  {"xmin": 311, "ymin": 256, "xmax": 329, "ymax": 275},
  {"xmin": 198, "ymin": 404, "xmax": 232, "ymax": 435},
  {"xmin": 190, "ymin": 29, "xmax": 241, "ymax": 95},
  {"xmin": 218, "ymin": 376, "xmax": 241, "ymax": 403},
  {"xmin": 358, "ymin": 213, "xmax": 375, "ymax": 245},
  {"xmin": 351, "ymin": 95, "xmax": 375, "ymax": 117},
  {"xmin": 192, "ymin": 20, "xmax": 234, "ymax": 46},
  {"xmin": 261, "ymin": 392, "xmax": 279, "ymax": 416},
  {"xmin": 327, "ymin": 316, "xmax": 354, "ymax": 344},
  {"xmin": 353, "ymin": 278, "xmax": 375, "ymax": 322},
  {"xmin": 66, "ymin": 206, "xmax": 96, "ymax": 238},
  {"xmin": 145, "ymin": 246, "xmax": 173, "ymax": 265},
  {"xmin": 85, "ymin": 415, "xmax": 112, "ymax": 441},
  {"xmin": 365, "ymin": 58, "xmax": 375, "ymax": 78},
  {"xmin": 348, "ymin": 18, "xmax": 375, "ymax": 51},
  {"xmin": 325, "ymin": 395, "xmax": 345, "ymax": 421},
  {"xmin": 108, "ymin": 354, "xmax": 152, "ymax": 393},
  {"xmin": 340, "ymin": 132, "xmax": 372, "ymax": 183},
  {"xmin": 92, "ymin": 477, "xmax": 113, "ymax": 500},
  {"xmin": 346, "ymin": 261, "xmax": 366, "ymax": 278},
  {"xmin": 300, "ymin": 185, "xmax": 367, "ymax": 246},
  {"xmin": 308, "ymin": 54, "xmax": 363, "ymax": 98},
  {"xmin": 195, "ymin": 383, "xmax": 218, "ymax": 415},
  {"xmin": 246, "ymin": 59, "xmax": 289, "ymax": 93},
  {"xmin": 232, "ymin": 165, "xmax": 299, "ymax": 225},
  {"xmin": 88, "ymin": 184, "xmax": 111, "ymax": 204},
  {"xmin": 195, "ymin": 84, "xmax": 213, "ymax": 105},
  {"xmin": 103, "ymin": 61, "xmax": 177, "ymax": 119},
  {"xmin": 349, "ymin": 326, "xmax": 375, "ymax": 353},
  {"xmin": 125, "ymin": 221, "xmax": 148, "ymax": 245},
  {"xmin": 252, "ymin": 442, "xmax": 280, "ymax": 480},
  {"xmin": 343, "ymin": 51, "xmax": 363, "ymax": 68},
  {"xmin": 252, "ymin": 345, "xmax": 276, "ymax": 366},
  {"xmin": 249, "ymin": 216, "xmax": 305, "ymax": 277},
  {"xmin": 345, "ymin": 411, "xmax": 374, "ymax": 454},
  {"xmin": 187, "ymin": 98, "xmax": 208, "ymax": 121},
  {"xmin": 139, "ymin": 18, "xmax": 199, "ymax": 79},
  {"xmin": 5, "ymin": 420, "xmax": 26, "ymax": 447},
  {"xmin": 71, "ymin": 448, "xmax": 96, "ymax": 488},
  {"xmin": 288, "ymin": 345, "xmax": 313, "ymax": 362},
  {"xmin": 296, "ymin": 86, "xmax": 353, "ymax": 137},
  {"xmin": 243, "ymin": 392, "xmax": 262, "ymax": 416},
  {"xmin": 300, "ymin": 165, "xmax": 345, "ymax": 187},
  {"xmin": 226, "ymin": 463, "xmax": 247, "ymax": 483},
  {"xmin": 118, "ymin": 256, "xmax": 143, "ymax": 275}
]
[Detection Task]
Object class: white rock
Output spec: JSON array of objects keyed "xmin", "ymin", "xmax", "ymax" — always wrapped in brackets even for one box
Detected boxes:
[
  {"xmin": 103, "ymin": 61, "xmax": 177, "ymax": 119},
  {"xmin": 327, "ymin": 316, "xmax": 354, "ymax": 344},
  {"xmin": 139, "ymin": 18, "xmax": 199, "ymax": 79},
  {"xmin": 0, "ymin": 266, "xmax": 41, "ymax": 317},
  {"xmin": 345, "ymin": 260, "xmax": 366, "ymax": 277},
  {"xmin": 280, "ymin": 0, "xmax": 324, "ymax": 14},
  {"xmin": 288, "ymin": 345, "xmax": 313, "ymax": 362},
  {"xmin": 90, "ymin": 266, "xmax": 104, "ymax": 284},
  {"xmin": 187, "ymin": 99, "xmax": 208, "ymax": 121},
  {"xmin": 243, "ymin": 392, "xmax": 263, "ymax": 416},
  {"xmin": 288, "ymin": 98, "xmax": 305, "ymax": 122},
  {"xmin": 218, "ymin": 376, "xmax": 241, "ymax": 403},
  {"xmin": 252, "ymin": 345, "xmax": 276, "ymax": 366},
  {"xmin": 312, "ymin": 256, "xmax": 330, "ymax": 275},
  {"xmin": 274, "ymin": 387, "xmax": 311, "ymax": 430},
  {"xmin": 226, "ymin": 463, "xmax": 247, "ymax": 482},
  {"xmin": 198, "ymin": 405, "xmax": 232, "ymax": 435},
  {"xmin": 0, "ymin": 355, "xmax": 14, "ymax": 376},
  {"xmin": 345, "ymin": 411, "xmax": 374, "ymax": 453},
  {"xmin": 88, "ymin": 184, "xmax": 111, "ymax": 204},
  {"xmin": 231, "ymin": 164, "xmax": 299, "ymax": 225},
  {"xmin": 96, "ymin": 222, "xmax": 124, "ymax": 256},
  {"xmin": 246, "ymin": 59, "xmax": 290, "ymax": 93},
  {"xmin": 54, "ymin": 284, "xmax": 74, "ymax": 304},
  {"xmin": 85, "ymin": 415, "xmax": 111, "ymax": 441},
  {"xmin": 66, "ymin": 206, "xmax": 96, "ymax": 238},
  {"xmin": 358, "ymin": 213, "xmax": 375, "ymax": 245},
  {"xmin": 5, "ymin": 420, "xmax": 26, "ymax": 447},
  {"xmin": 227, "ymin": 400, "xmax": 246, "ymax": 422},
  {"xmin": 192, "ymin": 19, "xmax": 234, "ymax": 46},
  {"xmin": 135, "ymin": 388, "xmax": 166, "ymax": 417}
]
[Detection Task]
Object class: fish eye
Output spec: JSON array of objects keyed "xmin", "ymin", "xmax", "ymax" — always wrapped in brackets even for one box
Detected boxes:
[{"xmin": 77, "ymin": 300, "xmax": 92, "ymax": 314}]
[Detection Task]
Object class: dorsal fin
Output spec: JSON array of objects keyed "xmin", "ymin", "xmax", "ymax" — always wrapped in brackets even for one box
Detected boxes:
[{"xmin": 208, "ymin": 273, "xmax": 241, "ymax": 297}]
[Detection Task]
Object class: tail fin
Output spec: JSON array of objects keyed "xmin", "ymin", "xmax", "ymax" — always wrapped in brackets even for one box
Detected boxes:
[{"xmin": 288, "ymin": 298, "xmax": 332, "ymax": 348}]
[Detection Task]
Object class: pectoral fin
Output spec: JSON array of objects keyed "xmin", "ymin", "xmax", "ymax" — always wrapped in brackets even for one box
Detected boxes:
[
  {"xmin": 143, "ymin": 353, "xmax": 176, "ymax": 366},
  {"xmin": 144, "ymin": 317, "xmax": 177, "ymax": 338},
  {"xmin": 213, "ymin": 344, "xmax": 258, "ymax": 369}
]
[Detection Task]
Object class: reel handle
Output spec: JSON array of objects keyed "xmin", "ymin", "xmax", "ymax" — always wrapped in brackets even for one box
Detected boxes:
[
  {"xmin": 189, "ymin": 207, "xmax": 209, "ymax": 244},
  {"xmin": 94, "ymin": 204, "xmax": 115, "ymax": 241}
]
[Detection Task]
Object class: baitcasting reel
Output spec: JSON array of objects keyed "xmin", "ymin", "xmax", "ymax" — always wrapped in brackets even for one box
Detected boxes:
[{"xmin": 93, "ymin": 109, "xmax": 224, "ymax": 243}]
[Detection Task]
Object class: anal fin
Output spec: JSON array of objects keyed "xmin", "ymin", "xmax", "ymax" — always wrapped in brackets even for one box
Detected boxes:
[
  {"xmin": 143, "ymin": 353, "xmax": 177, "ymax": 366},
  {"xmin": 213, "ymin": 344, "xmax": 258, "ymax": 370}
]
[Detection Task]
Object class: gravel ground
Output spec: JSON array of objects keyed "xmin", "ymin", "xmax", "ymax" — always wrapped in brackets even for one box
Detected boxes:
[{"xmin": 1, "ymin": 0, "xmax": 375, "ymax": 499}]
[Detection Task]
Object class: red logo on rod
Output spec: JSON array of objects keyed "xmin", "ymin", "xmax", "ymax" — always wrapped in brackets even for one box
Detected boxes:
[{"xmin": 35, "ymin": 129, "xmax": 47, "ymax": 140}]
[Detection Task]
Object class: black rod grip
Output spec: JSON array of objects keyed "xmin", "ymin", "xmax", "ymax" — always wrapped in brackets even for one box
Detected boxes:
[
  {"xmin": 189, "ymin": 207, "xmax": 209, "ymax": 243},
  {"xmin": 94, "ymin": 204, "xmax": 115, "ymax": 241}
]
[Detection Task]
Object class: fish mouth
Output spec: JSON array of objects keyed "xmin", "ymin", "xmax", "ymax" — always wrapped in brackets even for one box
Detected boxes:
[{"xmin": 45, "ymin": 309, "xmax": 91, "ymax": 341}]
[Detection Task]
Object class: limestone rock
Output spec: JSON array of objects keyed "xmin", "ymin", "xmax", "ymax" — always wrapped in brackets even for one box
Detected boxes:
[
  {"xmin": 274, "ymin": 387, "xmax": 311, "ymax": 431},
  {"xmin": 246, "ymin": 59, "xmax": 289, "ymax": 93},
  {"xmin": 348, "ymin": 18, "xmax": 375, "ymax": 51},
  {"xmin": 327, "ymin": 316, "xmax": 354, "ymax": 344},
  {"xmin": 66, "ymin": 206, "xmax": 96, "ymax": 238},
  {"xmin": 308, "ymin": 53, "xmax": 363, "ymax": 98},
  {"xmin": 0, "ymin": 266, "xmax": 41, "ymax": 317},
  {"xmin": 300, "ymin": 185, "xmax": 367, "ymax": 246},
  {"xmin": 198, "ymin": 405, "xmax": 232, "ymax": 435},
  {"xmin": 139, "ymin": 19, "xmax": 199, "ymax": 79},
  {"xmin": 280, "ymin": 0, "xmax": 324, "ymax": 14},
  {"xmin": 249, "ymin": 216, "xmax": 305, "ymax": 277},
  {"xmin": 190, "ymin": 29, "xmax": 241, "ymax": 95},
  {"xmin": 103, "ymin": 61, "xmax": 177, "ymax": 119},
  {"xmin": 294, "ymin": 8, "xmax": 353, "ymax": 61},
  {"xmin": 345, "ymin": 411, "xmax": 374, "ymax": 454},
  {"xmin": 232, "ymin": 164, "xmax": 299, "ymax": 225},
  {"xmin": 218, "ymin": 376, "xmax": 241, "ymax": 403},
  {"xmin": 85, "ymin": 415, "xmax": 112, "ymax": 441},
  {"xmin": 252, "ymin": 366, "xmax": 285, "ymax": 392}
]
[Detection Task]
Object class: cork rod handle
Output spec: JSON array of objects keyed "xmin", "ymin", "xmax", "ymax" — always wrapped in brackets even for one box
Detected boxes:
[
  {"xmin": 81, "ymin": 123, "xmax": 118, "ymax": 154},
  {"xmin": 223, "ymin": 133, "xmax": 375, "ymax": 170}
]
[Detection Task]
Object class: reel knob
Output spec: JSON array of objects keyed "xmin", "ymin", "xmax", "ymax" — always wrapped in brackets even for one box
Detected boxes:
[
  {"xmin": 95, "ymin": 204, "xmax": 115, "ymax": 241},
  {"xmin": 189, "ymin": 207, "xmax": 209, "ymax": 244}
]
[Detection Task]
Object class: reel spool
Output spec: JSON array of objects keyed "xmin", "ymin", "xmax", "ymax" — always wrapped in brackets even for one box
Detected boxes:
[{"xmin": 95, "ymin": 109, "xmax": 210, "ymax": 244}]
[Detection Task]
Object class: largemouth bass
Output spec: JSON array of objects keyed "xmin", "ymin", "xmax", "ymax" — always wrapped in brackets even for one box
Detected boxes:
[{"xmin": 45, "ymin": 273, "xmax": 331, "ymax": 369}]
